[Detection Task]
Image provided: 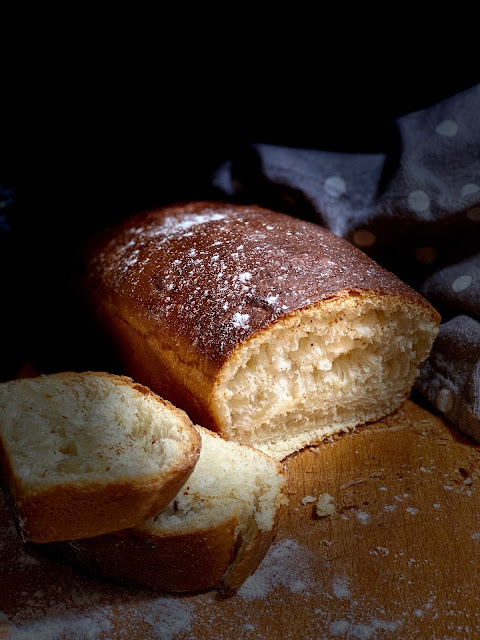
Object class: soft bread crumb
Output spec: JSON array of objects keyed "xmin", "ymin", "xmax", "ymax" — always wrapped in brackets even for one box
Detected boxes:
[
  {"xmin": 145, "ymin": 427, "xmax": 284, "ymax": 537},
  {"xmin": 316, "ymin": 494, "xmax": 335, "ymax": 517},
  {"xmin": 0, "ymin": 373, "xmax": 190, "ymax": 485},
  {"xmin": 215, "ymin": 297, "xmax": 438, "ymax": 458},
  {"xmin": 0, "ymin": 372, "xmax": 200, "ymax": 542}
]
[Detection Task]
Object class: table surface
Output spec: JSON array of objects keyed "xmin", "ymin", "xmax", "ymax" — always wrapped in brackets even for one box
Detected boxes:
[{"xmin": 1, "ymin": 398, "xmax": 479, "ymax": 640}]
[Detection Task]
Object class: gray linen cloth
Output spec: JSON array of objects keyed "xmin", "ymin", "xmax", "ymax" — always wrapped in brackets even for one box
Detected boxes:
[{"xmin": 212, "ymin": 83, "xmax": 480, "ymax": 442}]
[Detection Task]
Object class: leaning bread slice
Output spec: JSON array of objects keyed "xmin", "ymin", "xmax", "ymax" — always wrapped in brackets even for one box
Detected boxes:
[
  {"xmin": 40, "ymin": 426, "xmax": 285, "ymax": 592},
  {"xmin": 0, "ymin": 372, "xmax": 201, "ymax": 543}
]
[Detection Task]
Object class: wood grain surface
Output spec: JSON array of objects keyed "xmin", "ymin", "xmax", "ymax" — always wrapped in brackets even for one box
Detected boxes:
[{"xmin": 1, "ymin": 398, "xmax": 479, "ymax": 640}]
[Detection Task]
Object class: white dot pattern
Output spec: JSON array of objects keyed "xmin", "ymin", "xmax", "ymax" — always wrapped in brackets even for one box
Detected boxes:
[
  {"xmin": 324, "ymin": 175, "xmax": 346, "ymax": 198},
  {"xmin": 452, "ymin": 274, "xmax": 473, "ymax": 292},
  {"xmin": 408, "ymin": 190, "xmax": 430, "ymax": 212},
  {"xmin": 461, "ymin": 183, "xmax": 480, "ymax": 197},
  {"xmin": 216, "ymin": 83, "xmax": 480, "ymax": 448},
  {"xmin": 435, "ymin": 120, "xmax": 458, "ymax": 137},
  {"xmin": 436, "ymin": 388, "xmax": 454, "ymax": 413},
  {"xmin": 353, "ymin": 230, "xmax": 376, "ymax": 247}
]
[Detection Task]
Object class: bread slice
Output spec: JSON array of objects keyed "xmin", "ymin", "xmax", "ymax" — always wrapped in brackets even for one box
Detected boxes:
[
  {"xmin": 85, "ymin": 201, "xmax": 440, "ymax": 459},
  {"xmin": 0, "ymin": 372, "xmax": 201, "ymax": 543},
  {"xmin": 39, "ymin": 426, "xmax": 285, "ymax": 592}
]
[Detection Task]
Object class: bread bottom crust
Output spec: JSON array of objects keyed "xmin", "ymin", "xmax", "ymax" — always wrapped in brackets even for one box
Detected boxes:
[{"xmin": 35, "ymin": 514, "xmax": 240, "ymax": 592}]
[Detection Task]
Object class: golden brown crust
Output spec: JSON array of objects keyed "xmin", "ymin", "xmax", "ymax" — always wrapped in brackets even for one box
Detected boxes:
[
  {"xmin": 34, "ymin": 424, "xmax": 285, "ymax": 592},
  {"xmin": 37, "ymin": 507, "xmax": 280, "ymax": 593},
  {"xmin": 7, "ymin": 467, "xmax": 198, "ymax": 544},
  {"xmin": 86, "ymin": 201, "xmax": 439, "ymax": 363},
  {"xmin": 37, "ymin": 514, "xmax": 239, "ymax": 592},
  {"xmin": 223, "ymin": 513, "xmax": 279, "ymax": 590},
  {"xmin": 84, "ymin": 201, "xmax": 440, "ymax": 432},
  {"xmin": 0, "ymin": 372, "xmax": 202, "ymax": 543}
]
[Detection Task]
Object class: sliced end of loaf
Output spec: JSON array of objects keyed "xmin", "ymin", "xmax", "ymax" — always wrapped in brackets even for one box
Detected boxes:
[
  {"xmin": 0, "ymin": 372, "xmax": 201, "ymax": 542},
  {"xmin": 214, "ymin": 293, "xmax": 439, "ymax": 459}
]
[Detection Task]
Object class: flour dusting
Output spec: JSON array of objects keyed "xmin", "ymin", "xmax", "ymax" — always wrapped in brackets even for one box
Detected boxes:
[
  {"xmin": 10, "ymin": 605, "xmax": 113, "ymax": 640},
  {"xmin": 237, "ymin": 538, "xmax": 314, "ymax": 600},
  {"xmin": 330, "ymin": 617, "xmax": 402, "ymax": 639},
  {"xmin": 332, "ymin": 576, "xmax": 350, "ymax": 599},
  {"xmin": 0, "ymin": 499, "xmax": 194, "ymax": 640},
  {"xmin": 139, "ymin": 599, "xmax": 193, "ymax": 640},
  {"xmin": 356, "ymin": 511, "xmax": 370, "ymax": 524}
]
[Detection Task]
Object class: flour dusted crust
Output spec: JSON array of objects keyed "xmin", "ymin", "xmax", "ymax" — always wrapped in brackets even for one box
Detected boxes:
[
  {"xmin": 86, "ymin": 202, "xmax": 440, "ymax": 458},
  {"xmin": 0, "ymin": 372, "xmax": 201, "ymax": 542}
]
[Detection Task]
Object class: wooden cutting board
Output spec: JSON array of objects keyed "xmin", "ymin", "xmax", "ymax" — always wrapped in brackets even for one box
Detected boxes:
[{"xmin": 1, "ymin": 398, "xmax": 479, "ymax": 640}]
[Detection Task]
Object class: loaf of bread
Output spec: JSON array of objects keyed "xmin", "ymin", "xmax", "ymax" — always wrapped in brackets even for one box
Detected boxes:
[
  {"xmin": 39, "ymin": 426, "xmax": 285, "ymax": 591},
  {"xmin": 0, "ymin": 372, "xmax": 201, "ymax": 542},
  {"xmin": 85, "ymin": 201, "xmax": 440, "ymax": 459}
]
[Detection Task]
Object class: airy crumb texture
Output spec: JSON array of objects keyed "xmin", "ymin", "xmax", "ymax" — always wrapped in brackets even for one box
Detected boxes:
[
  {"xmin": 0, "ymin": 373, "xmax": 187, "ymax": 484},
  {"xmin": 143, "ymin": 426, "xmax": 285, "ymax": 536},
  {"xmin": 215, "ymin": 295, "xmax": 438, "ymax": 458},
  {"xmin": 0, "ymin": 372, "xmax": 201, "ymax": 542}
]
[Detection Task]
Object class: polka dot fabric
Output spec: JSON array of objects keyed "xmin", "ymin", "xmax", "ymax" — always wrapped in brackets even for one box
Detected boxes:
[{"xmin": 213, "ymin": 82, "xmax": 480, "ymax": 443}]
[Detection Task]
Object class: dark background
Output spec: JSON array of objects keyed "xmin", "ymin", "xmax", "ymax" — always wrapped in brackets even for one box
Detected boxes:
[{"xmin": 1, "ymin": 3, "xmax": 480, "ymax": 379}]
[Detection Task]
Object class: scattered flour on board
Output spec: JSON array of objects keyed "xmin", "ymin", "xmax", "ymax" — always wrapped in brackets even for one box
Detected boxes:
[
  {"xmin": 236, "ymin": 538, "xmax": 315, "ymax": 600},
  {"xmin": 9, "ymin": 587, "xmax": 193, "ymax": 640},
  {"xmin": 134, "ymin": 599, "xmax": 193, "ymax": 640},
  {"xmin": 332, "ymin": 576, "xmax": 350, "ymax": 599},
  {"xmin": 10, "ymin": 604, "xmax": 114, "ymax": 640},
  {"xmin": 0, "ymin": 510, "xmax": 193, "ymax": 640},
  {"xmin": 356, "ymin": 511, "xmax": 370, "ymax": 524},
  {"xmin": 329, "ymin": 617, "xmax": 402, "ymax": 639}
]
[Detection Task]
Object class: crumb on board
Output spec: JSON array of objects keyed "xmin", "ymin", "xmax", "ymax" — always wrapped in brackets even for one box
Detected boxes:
[
  {"xmin": 315, "ymin": 494, "xmax": 335, "ymax": 517},
  {"xmin": 339, "ymin": 477, "xmax": 367, "ymax": 490}
]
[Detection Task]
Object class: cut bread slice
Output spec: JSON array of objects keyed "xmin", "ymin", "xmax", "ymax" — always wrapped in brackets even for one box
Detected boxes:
[
  {"xmin": 0, "ymin": 372, "xmax": 201, "ymax": 543},
  {"xmin": 39, "ymin": 426, "xmax": 286, "ymax": 592}
]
